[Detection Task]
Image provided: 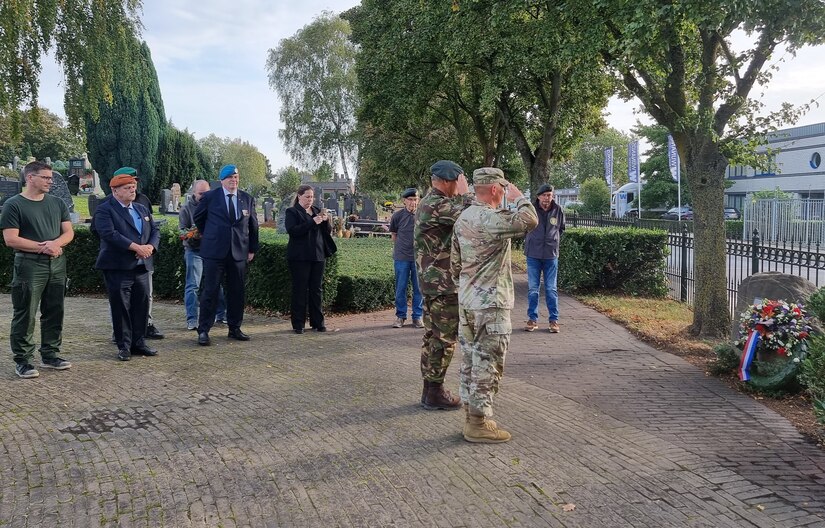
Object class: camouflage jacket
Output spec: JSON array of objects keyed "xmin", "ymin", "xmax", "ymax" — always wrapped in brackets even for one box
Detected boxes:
[
  {"xmin": 451, "ymin": 196, "xmax": 538, "ymax": 309},
  {"xmin": 414, "ymin": 188, "xmax": 474, "ymax": 296}
]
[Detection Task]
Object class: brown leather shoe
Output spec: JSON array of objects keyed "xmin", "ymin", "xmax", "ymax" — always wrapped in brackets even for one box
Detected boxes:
[
  {"xmin": 548, "ymin": 321, "xmax": 560, "ymax": 333},
  {"xmin": 423, "ymin": 382, "xmax": 462, "ymax": 410}
]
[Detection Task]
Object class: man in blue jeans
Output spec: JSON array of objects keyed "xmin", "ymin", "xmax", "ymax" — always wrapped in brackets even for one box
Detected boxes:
[
  {"xmin": 524, "ymin": 184, "xmax": 565, "ymax": 333},
  {"xmin": 390, "ymin": 188, "xmax": 423, "ymax": 328},
  {"xmin": 179, "ymin": 180, "xmax": 226, "ymax": 330}
]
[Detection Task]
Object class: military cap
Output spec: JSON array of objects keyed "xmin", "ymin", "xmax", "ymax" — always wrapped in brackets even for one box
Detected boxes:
[
  {"xmin": 113, "ymin": 166, "xmax": 138, "ymax": 177},
  {"xmin": 401, "ymin": 188, "xmax": 419, "ymax": 199},
  {"xmin": 472, "ymin": 167, "xmax": 507, "ymax": 186},
  {"xmin": 110, "ymin": 174, "xmax": 137, "ymax": 188},
  {"xmin": 536, "ymin": 183, "xmax": 554, "ymax": 196},
  {"xmin": 430, "ymin": 160, "xmax": 464, "ymax": 181},
  {"xmin": 219, "ymin": 164, "xmax": 239, "ymax": 180}
]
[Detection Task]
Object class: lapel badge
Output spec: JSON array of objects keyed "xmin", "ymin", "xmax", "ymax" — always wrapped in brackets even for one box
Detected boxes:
[
  {"xmin": 143, "ymin": 216, "xmax": 150, "ymax": 221},
  {"xmin": 242, "ymin": 209, "xmax": 249, "ymax": 217}
]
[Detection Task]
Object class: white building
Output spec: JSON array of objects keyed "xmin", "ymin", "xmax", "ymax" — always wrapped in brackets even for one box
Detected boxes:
[{"xmin": 725, "ymin": 122, "xmax": 825, "ymax": 211}]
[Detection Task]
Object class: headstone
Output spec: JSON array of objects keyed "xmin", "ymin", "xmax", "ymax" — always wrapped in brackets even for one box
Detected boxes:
[
  {"xmin": 171, "ymin": 183, "xmax": 182, "ymax": 212},
  {"xmin": 361, "ymin": 197, "xmax": 377, "ymax": 220},
  {"xmin": 12, "ymin": 156, "xmax": 20, "ymax": 170},
  {"xmin": 0, "ymin": 179, "xmax": 22, "ymax": 211},
  {"xmin": 732, "ymin": 271, "xmax": 820, "ymax": 340},
  {"xmin": 276, "ymin": 194, "xmax": 295, "ymax": 233},
  {"xmin": 159, "ymin": 189, "xmax": 173, "ymax": 214},
  {"xmin": 88, "ymin": 195, "xmax": 101, "ymax": 218},
  {"xmin": 344, "ymin": 196, "xmax": 355, "ymax": 215},
  {"xmin": 313, "ymin": 186, "xmax": 323, "ymax": 209},
  {"xmin": 263, "ymin": 201, "xmax": 274, "ymax": 222},
  {"xmin": 325, "ymin": 197, "xmax": 339, "ymax": 217},
  {"xmin": 47, "ymin": 171, "xmax": 75, "ymax": 213}
]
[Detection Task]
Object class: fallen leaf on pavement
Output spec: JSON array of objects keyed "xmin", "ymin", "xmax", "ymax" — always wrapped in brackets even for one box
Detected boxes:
[{"xmin": 563, "ymin": 503, "xmax": 576, "ymax": 512}]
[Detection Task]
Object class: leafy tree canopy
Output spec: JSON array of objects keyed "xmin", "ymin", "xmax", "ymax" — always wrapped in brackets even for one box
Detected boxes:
[
  {"xmin": 267, "ymin": 13, "xmax": 358, "ymax": 180},
  {"xmin": 549, "ymin": 128, "xmax": 633, "ymax": 190},
  {"xmin": 0, "ymin": 0, "xmax": 144, "ymax": 134},
  {"xmin": 221, "ymin": 139, "xmax": 270, "ymax": 196},
  {"xmin": 579, "ymin": 177, "xmax": 611, "ymax": 215},
  {"xmin": 0, "ymin": 107, "xmax": 85, "ymax": 163}
]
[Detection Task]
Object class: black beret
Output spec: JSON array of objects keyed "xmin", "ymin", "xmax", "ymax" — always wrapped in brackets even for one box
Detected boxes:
[
  {"xmin": 430, "ymin": 160, "xmax": 464, "ymax": 181},
  {"xmin": 536, "ymin": 184, "xmax": 554, "ymax": 196},
  {"xmin": 401, "ymin": 188, "xmax": 419, "ymax": 199}
]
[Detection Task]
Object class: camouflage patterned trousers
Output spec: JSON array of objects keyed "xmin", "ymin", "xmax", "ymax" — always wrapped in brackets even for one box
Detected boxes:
[
  {"xmin": 457, "ymin": 306, "xmax": 512, "ymax": 417},
  {"xmin": 420, "ymin": 293, "xmax": 459, "ymax": 383}
]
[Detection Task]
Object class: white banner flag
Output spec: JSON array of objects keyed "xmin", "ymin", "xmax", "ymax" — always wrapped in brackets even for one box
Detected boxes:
[
  {"xmin": 628, "ymin": 141, "xmax": 639, "ymax": 183},
  {"xmin": 667, "ymin": 135, "xmax": 680, "ymax": 182},
  {"xmin": 604, "ymin": 147, "xmax": 614, "ymax": 187}
]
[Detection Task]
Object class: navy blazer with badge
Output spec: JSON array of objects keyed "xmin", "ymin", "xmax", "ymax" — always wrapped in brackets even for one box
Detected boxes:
[
  {"xmin": 194, "ymin": 188, "xmax": 259, "ymax": 260},
  {"xmin": 93, "ymin": 196, "xmax": 160, "ymax": 271}
]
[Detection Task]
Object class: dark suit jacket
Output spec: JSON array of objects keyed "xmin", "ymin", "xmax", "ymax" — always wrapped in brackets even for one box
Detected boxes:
[
  {"xmin": 285, "ymin": 204, "xmax": 336, "ymax": 261},
  {"xmin": 93, "ymin": 197, "xmax": 160, "ymax": 271},
  {"xmin": 194, "ymin": 187, "xmax": 259, "ymax": 261}
]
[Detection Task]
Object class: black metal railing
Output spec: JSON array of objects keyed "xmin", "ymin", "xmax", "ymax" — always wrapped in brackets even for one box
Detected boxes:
[{"xmin": 569, "ymin": 213, "xmax": 825, "ymax": 318}]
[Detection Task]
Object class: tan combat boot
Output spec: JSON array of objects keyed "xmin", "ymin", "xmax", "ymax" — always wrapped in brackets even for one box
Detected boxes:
[
  {"xmin": 464, "ymin": 403, "xmax": 495, "ymax": 428},
  {"xmin": 423, "ymin": 382, "xmax": 462, "ymax": 410},
  {"xmin": 463, "ymin": 414, "xmax": 511, "ymax": 443}
]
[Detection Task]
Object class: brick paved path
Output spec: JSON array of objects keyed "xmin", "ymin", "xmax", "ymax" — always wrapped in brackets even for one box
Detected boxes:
[{"xmin": 1, "ymin": 277, "xmax": 824, "ymax": 527}]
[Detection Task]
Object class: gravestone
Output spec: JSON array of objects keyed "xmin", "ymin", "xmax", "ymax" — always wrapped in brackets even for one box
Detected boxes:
[
  {"xmin": 344, "ymin": 196, "xmax": 355, "ymax": 215},
  {"xmin": 47, "ymin": 171, "xmax": 75, "ymax": 213},
  {"xmin": 276, "ymin": 194, "xmax": 295, "ymax": 233},
  {"xmin": 263, "ymin": 201, "xmax": 274, "ymax": 222},
  {"xmin": 159, "ymin": 189, "xmax": 173, "ymax": 214},
  {"xmin": 0, "ymin": 178, "xmax": 22, "ymax": 211},
  {"xmin": 325, "ymin": 197, "xmax": 339, "ymax": 216},
  {"xmin": 171, "ymin": 183, "xmax": 182, "ymax": 212},
  {"xmin": 361, "ymin": 197, "xmax": 377, "ymax": 220},
  {"xmin": 88, "ymin": 195, "xmax": 102, "ymax": 218},
  {"xmin": 313, "ymin": 186, "xmax": 323, "ymax": 209},
  {"xmin": 732, "ymin": 272, "xmax": 820, "ymax": 340}
]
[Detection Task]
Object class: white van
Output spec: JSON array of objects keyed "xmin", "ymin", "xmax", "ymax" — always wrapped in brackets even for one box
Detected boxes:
[{"xmin": 611, "ymin": 182, "xmax": 645, "ymax": 218}]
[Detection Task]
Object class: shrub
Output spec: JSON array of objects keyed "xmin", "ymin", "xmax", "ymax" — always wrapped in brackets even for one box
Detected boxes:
[
  {"xmin": 799, "ymin": 334, "xmax": 825, "ymax": 424},
  {"xmin": 710, "ymin": 342, "xmax": 741, "ymax": 375},
  {"xmin": 725, "ymin": 220, "xmax": 744, "ymax": 240},
  {"xmin": 807, "ymin": 286, "xmax": 825, "ymax": 324},
  {"xmin": 579, "ymin": 178, "xmax": 610, "ymax": 215},
  {"xmin": 558, "ymin": 227, "xmax": 668, "ymax": 297},
  {"xmin": 333, "ymin": 237, "xmax": 394, "ymax": 312}
]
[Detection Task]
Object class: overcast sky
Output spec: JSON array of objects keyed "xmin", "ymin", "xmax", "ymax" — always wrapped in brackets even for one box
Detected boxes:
[{"xmin": 36, "ymin": 1, "xmax": 825, "ymax": 173}]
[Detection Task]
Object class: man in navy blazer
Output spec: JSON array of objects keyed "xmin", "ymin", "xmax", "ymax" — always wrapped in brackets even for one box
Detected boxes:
[
  {"xmin": 194, "ymin": 164, "xmax": 259, "ymax": 345},
  {"xmin": 93, "ymin": 170, "xmax": 160, "ymax": 362}
]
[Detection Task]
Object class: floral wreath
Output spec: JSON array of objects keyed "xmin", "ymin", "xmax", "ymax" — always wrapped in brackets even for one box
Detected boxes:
[{"xmin": 737, "ymin": 299, "xmax": 812, "ymax": 383}]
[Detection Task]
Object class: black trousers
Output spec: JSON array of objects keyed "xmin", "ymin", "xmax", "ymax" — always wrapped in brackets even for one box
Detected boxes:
[
  {"xmin": 199, "ymin": 256, "xmax": 247, "ymax": 334},
  {"xmin": 103, "ymin": 266, "xmax": 150, "ymax": 351},
  {"xmin": 289, "ymin": 260, "xmax": 325, "ymax": 330}
]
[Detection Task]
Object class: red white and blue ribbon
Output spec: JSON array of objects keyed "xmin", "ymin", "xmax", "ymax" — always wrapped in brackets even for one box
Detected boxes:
[{"xmin": 738, "ymin": 330, "xmax": 761, "ymax": 381}]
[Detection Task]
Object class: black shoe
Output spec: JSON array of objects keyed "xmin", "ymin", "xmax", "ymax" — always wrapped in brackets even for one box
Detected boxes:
[
  {"xmin": 294, "ymin": 328, "xmax": 304, "ymax": 334},
  {"xmin": 315, "ymin": 326, "xmax": 327, "ymax": 332},
  {"xmin": 146, "ymin": 324, "xmax": 165, "ymax": 339},
  {"xmin": 131, "ymin": 346, "xmax": 158, "ymax": 357},
  {"xmin": 15, "ymin": 363, "xmax": 40, "ymax": 378},
  {"xmin": 197, "ymin": 332, "xmax": 211, "ymax": 346},
  {"xmin": 228, "ymin": 328, "xmax": 250, "ymax": 341},
  {"xmin": 41, "ymin": 357, "xmax": 72, "ymax": 370},
  {"xmin": 117, "ymin": 349, "xmax": 131, "ymax": 362}
]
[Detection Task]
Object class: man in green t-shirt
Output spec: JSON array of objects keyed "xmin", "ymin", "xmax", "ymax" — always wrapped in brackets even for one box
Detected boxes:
[{"xmin": 0, "ymin": 161, "xmax": 75, "ymax": 379}]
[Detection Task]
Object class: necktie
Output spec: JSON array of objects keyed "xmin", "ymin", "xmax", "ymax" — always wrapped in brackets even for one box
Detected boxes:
[
  {"xmin": 228, "ymin": 194, "xmax": 236, "ymax": 221},
  {"xmin": 129, "ymin": 207, "xmax": 142, "ymax": 234}
]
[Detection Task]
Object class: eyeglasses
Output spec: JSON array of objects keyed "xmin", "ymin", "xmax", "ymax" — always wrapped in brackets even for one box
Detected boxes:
[{"xmin": 33, "ymin": 175, "xmax": 54, "ymax": 181}]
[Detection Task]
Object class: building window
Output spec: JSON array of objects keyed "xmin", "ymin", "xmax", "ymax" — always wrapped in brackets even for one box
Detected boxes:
[
  {"xmin": 811, "ymin": 152, "xmax": 822, "ymax": 169},
  {"xmin": 727, "ymin": 194, "xmax": 745, "ymax": 211}
]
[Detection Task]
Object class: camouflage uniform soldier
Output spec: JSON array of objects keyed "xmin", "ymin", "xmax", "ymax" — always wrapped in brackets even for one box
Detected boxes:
[
  {"xmin": 451, "ymin": 168, "xmax": 537, "ymax": 443},
  {"xmin": 414, "ymin": 160, "xmax": 473, "ymax": 410}
]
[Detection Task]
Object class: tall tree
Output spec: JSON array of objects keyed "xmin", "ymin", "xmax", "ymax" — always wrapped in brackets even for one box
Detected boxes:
[
  {"xmin": 266, "ymin": 13, "xmax": 358, "ymax": 179},
  {"xmin": 197, "ymin": 133, "xmax": 230, "ymax": 174},
  {"xmin": 154, "ymin": 125, "xmax": 211, "ymax": 199},
  {"xmin": 85, "ymin": 40, "xmax": 166, "ymax": 197},
  {"xmin": 0, "ymin": 0, "xmax": 143, "ymax": 134},
  {"xmin": 592, "ymin": 0, "xmax": 825, "ymax": 337},
  {"xmin": 0, "ymin": 107, "xmax": 85, "ymax": 162}
]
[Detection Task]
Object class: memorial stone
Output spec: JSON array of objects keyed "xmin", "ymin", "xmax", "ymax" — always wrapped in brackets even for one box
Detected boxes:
[
  {"xmin": 276, "ymin": 194, "xmax": 294, "ymax": 234},
  {"xmin": 0, "ymin": 179, "xmax": 22, "ymax": 211},
  {"xmin": 88, "ymin": 195, "xmax": 101, "ymax": 218},
  {"xmin": 325, "ymin": 197, "xmax": 339, "ymax": 216},
  {"xmin": 263, "ymin": 201, "xmax": 274, "ymax": 222},
  {"xmin": 171, "ymin": 183, "xmax": 182, "ymax": 212},
  {"xmin": 361, "ymin": 197, "xmax": 377, "ymax": 220},
  {"xmin": 314, "ymin": 186, "xmax": 323, "ymax": 209},
  {"xmin": 159, "ymin": 189, "xmax": 173, "ymax": 214},
  {"xmin": 732, "ymin": 271, "xmax": 820, "ymax": 340},
  {"xmin": 47, "ymin": 172, "xmax": 75, "ymax": 213}
]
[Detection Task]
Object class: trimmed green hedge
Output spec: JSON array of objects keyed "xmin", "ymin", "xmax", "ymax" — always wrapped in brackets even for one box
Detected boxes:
[
  {"xmin": 559, "ymin": 227, "xmax": 668, "ymax": 297},
  {"xmin": 334, "ymin": 237, "xmax": 395, "ymax": 312}
]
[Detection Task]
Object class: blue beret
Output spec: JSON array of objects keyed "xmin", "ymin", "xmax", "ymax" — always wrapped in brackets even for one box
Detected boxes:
[
  {"xmin": 219, "ymin": 164, "xmax": 238, "ymax": 180},
  {"xmin": 113, "ymin": 166, "xmax": 137, "ymax": 176},
  {"xmin": 401, "ymin": 188, "xmax": 419, "ymax": 199},
  {"xmin": 430, "ymin": 160, "xmax": 463, "ymax": 181},
  {"xmin": 537, "ymin": 184, "xmax": 554, "ymax": 196}
]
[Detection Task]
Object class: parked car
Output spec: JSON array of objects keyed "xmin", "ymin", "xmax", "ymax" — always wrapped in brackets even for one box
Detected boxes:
[
  {"xmin": 661, "ymin": 206, "xmax": 693, "ymax": 220},
  {"xmin": 724, "ymin": 207, "xmax": 741, "ymax": 220}
]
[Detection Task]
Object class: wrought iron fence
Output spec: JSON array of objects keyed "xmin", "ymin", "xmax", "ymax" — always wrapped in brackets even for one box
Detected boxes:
[{"xmin": 568, "ymin": 213, "xmax": 825, "ymax": 318}]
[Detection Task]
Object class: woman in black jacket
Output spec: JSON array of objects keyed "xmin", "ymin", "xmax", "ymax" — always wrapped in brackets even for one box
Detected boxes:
[{"xmin": 285, "ymin": 185, "xmax": 336, "ymax": 333}]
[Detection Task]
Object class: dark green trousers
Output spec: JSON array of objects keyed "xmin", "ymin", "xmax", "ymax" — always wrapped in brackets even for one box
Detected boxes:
[{"xmin": 10, "ymin": 253, "xmax": 67, "ymax": 364}]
